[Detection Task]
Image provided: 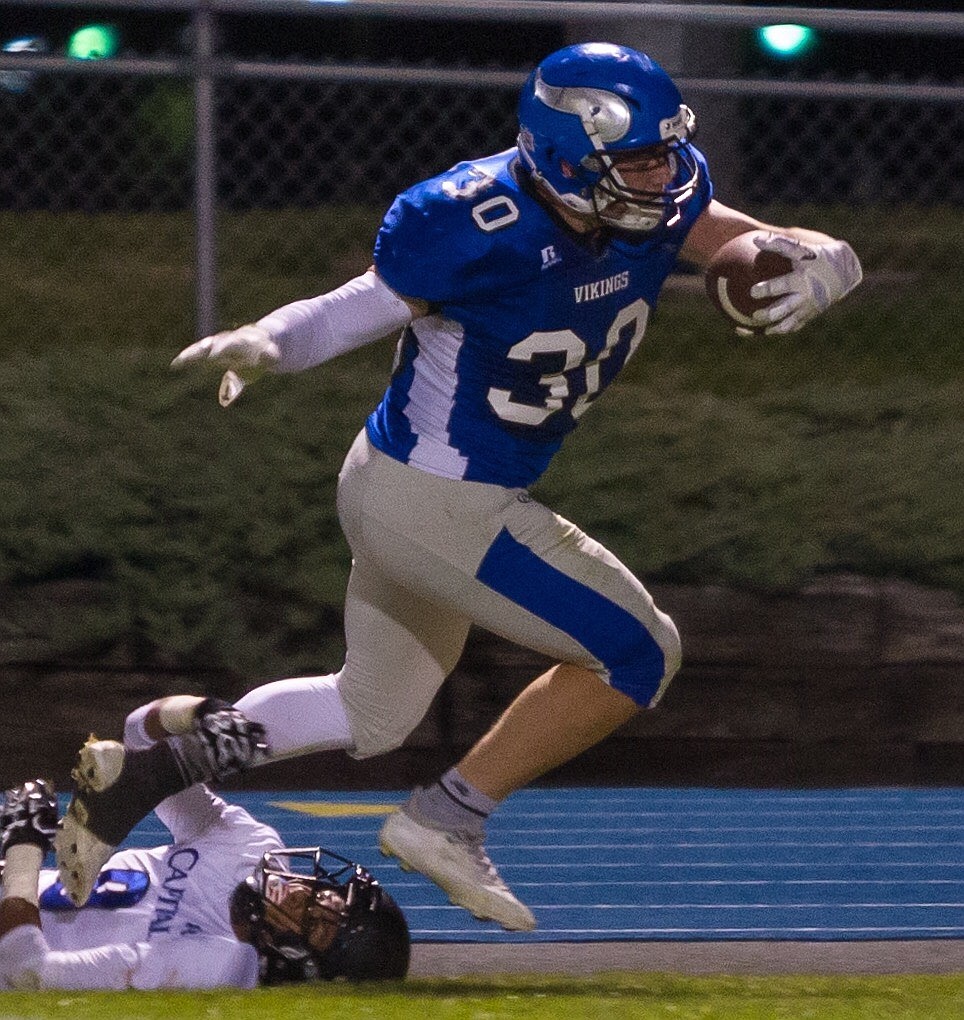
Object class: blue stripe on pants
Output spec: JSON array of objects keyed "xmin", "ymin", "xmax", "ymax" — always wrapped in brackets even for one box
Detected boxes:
[{"xmin": 475, "ymin": 527, "xmax": 665, "ymax": 705}]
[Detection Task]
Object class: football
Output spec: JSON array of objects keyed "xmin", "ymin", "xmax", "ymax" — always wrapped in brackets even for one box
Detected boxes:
[{"xmin": 704, "ymin": 230, "xmax": 792, "ymax": 332}]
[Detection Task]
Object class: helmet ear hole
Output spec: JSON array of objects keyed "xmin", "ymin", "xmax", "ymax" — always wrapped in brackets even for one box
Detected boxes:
[{"xmin": 316, "ymin": 887, "xmax": 411, "ymax": 981}]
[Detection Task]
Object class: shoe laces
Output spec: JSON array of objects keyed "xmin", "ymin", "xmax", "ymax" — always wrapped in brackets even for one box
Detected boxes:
[{"xmin": 447, "ymin": 828, "xmax": 506, "ymax": 888}]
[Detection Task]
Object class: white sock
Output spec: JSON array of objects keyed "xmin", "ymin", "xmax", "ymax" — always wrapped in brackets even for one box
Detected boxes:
[
  {"xmin": 2, "ymin": 844, "xmax": 42, "ymax": 905},
  {"xmin": 234, "ymin": 674, "xmax": 355, "ymax": 760}
]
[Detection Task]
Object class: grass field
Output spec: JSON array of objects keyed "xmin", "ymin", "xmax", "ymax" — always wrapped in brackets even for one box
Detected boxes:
[
  {"xmin": 0, "ymin": 974, "xmax": 961, "ymax": 1019},
  {"xmin": 1, "ymin": 205, "xmax": 961, "ymax": 672}
]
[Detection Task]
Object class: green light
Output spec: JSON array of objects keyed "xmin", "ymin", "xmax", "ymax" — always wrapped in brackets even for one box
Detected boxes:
[
  {"xmin": 67, "ymin": 24, "xmax": 120, "ymax": 61},
  {"xmin": 757, "ymin": 24, "xmax": 816, "ymax": 58}
]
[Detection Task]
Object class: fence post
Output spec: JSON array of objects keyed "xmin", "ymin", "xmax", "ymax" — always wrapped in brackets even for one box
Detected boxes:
[{"xmin": 193, "ymin": 0, "xmax": 218, "ymax": 338}]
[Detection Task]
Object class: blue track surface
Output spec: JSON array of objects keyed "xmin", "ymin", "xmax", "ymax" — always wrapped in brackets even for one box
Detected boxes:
[{"xmin": 123, "ymin": 787, "xmax": 964, "ymax": 944}]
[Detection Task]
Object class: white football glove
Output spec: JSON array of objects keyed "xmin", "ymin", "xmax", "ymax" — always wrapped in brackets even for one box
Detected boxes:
[
  {"xmin": 742, "ymin": 234, "xmax": 863, "ymax": 335},
  {"xmin": 171, "ymin": 323, "xmax": 281, "ymax": 407}
]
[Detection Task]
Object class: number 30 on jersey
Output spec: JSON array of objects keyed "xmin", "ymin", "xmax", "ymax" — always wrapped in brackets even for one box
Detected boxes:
[{"xmin": 487, "ymin": 298, "xmax": 650, "ymax": 426}]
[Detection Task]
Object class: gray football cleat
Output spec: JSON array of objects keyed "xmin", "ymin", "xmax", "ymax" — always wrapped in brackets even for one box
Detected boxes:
[
  {"xmin": 56, "ymin": 703, "xmax": 268, "ymax": 906},
  {"xmin": 55, "ymin": 738, "xmax": 133, "ymax": 907},
  {"xmin": 379, "ymin": 808, "xmax": 536, "ymax": 932}
]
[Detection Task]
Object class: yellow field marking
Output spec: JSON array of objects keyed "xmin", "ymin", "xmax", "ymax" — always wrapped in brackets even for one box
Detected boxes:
[{"xmin": 270, "ymin": 801, "xmax": 397, "ymax": 818}]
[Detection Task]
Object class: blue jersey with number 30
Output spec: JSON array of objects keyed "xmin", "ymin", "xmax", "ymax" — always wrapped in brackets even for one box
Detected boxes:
[{"xmin": 367, "ymin": 147, "xmax": 712, "ymax": 487}]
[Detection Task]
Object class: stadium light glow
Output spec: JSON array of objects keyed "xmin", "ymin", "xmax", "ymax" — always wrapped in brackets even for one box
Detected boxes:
[
  {"xmin": 757, "ymin": 24, "xmax": 817, "ymax": 59},
  {"xmin": 67, "ymin": 24, "xmax": 121, "ymax": 61},
  {"xmin": 0, "ymin": 36, "xmax": 48, "ymax": 93}
]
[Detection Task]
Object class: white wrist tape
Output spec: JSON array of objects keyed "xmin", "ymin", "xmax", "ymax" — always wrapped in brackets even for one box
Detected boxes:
[
  {"xmin": 256, "ymin": 270, "xmax": 414, "ymax": 374},
  {"xmin": 3, "ymin": 844, "xmax": 42, "ymax": 906},
  {"xmin": 158, "ymin": 696, "xmax": 207, "ymax": 736}
]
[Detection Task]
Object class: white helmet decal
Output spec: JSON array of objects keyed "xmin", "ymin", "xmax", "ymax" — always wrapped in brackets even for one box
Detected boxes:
[{"xmin": 533, "ymin": 70, "xmax": 631, "ymax": 150}]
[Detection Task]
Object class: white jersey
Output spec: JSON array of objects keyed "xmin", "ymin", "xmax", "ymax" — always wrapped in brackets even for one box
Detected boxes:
[{"xmin": 0, "ymin": 786, "xmax": 282, "ymax": 990}]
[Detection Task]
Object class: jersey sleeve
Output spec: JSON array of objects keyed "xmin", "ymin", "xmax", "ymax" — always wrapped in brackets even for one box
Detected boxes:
[
  {"xmin": 0, "ymin": 925, "xmax": 258, "ymax": 989},
  {"xmin": 1, "ymin": 925, "xmax": 142, "ymax": 991},
  {"xmin": 374, "ymin": 189, "xmax": 468, "ymax": 304},
  {"xmin": 156, "ymin": 786, "xmax": 282, "ymax": 857},
  {"xmin": 153, "ymin": 785, "xmax": 232, "ymax": 843},
  {"xmin": 0, "ymin": 925, "xmax": 61, "ymax": 990}
]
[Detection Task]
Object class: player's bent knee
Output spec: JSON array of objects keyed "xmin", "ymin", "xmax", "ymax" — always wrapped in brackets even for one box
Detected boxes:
[
  {"xmin": 343, "ymin": 703, "xmax": 425, "ymax": 760},
  {"xmin": 659, "ymin": 615, "xmax": 683, "ymax": 682},
  {"xmin": 608, "ymin": 611, "xmax": 681, "ymax": 708},
  {"xmin": 347, "ymin": 724, "xmax": 407, "ymax": 760}
]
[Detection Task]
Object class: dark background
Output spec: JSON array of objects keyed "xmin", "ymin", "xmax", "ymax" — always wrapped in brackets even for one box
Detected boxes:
[{"xmin": 3, "ymin": 2, "xmax": 963, "ymax": 75}]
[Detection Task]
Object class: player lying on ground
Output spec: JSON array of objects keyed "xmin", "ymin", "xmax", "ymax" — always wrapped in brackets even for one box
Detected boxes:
[
  {"xmin": 58, "ymin": 43, "xmax": 862, "ymax": 933},
  {"xmin": 0, "ymin": 698, "xmax": 408, "ymax": 990}
]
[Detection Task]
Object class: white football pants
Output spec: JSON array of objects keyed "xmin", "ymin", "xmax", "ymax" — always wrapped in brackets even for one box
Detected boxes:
[{"xmin": 325, "ymin": 429, "xmax": 681, "ymax": 759}]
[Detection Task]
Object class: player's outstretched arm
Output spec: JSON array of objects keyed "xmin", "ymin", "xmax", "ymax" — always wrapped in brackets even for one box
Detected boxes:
[{"xmin": 171, "ymin": 269, "xmax": 418, "ymax": 406}]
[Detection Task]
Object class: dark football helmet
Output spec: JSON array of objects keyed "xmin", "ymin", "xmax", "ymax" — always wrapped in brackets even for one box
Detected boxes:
[{"xmin": 230, "ymin": 846, "xmax": 410, "ymax": 983}]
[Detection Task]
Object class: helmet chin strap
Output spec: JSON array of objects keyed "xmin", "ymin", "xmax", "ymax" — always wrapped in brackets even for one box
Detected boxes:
[
  {"xmin": 517, "ymin": 153, "xmax": 596, "ymax": 231},
  {"xmin": 518, "ymin": 140, "xmax": 593, "ymax": 216},
  {"xmin": 594, "ymin": 197, "xmax": 666, "ymax": 234},
  {"xmin": 541, "ymin": 184, "xmax": 599, "ymax": 232}
]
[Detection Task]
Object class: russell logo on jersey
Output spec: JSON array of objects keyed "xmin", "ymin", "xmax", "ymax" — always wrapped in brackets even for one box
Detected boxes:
[{"xmin": 540, "ymin": 245, "xmax": 562, "ymax": 269}]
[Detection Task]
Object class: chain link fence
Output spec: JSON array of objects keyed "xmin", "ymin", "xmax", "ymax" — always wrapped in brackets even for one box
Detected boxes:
[
  {"xmin": 5, "ymin": 59, "xmax": 960, "ymax": 211},
  {"xmin": 2, "ymin": 1, "xmax": 961, "ymax": 350}
]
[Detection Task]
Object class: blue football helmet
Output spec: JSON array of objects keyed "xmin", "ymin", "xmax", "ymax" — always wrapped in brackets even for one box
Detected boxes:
[{"xmin": 518, "ymin": 43, "xmax": 699, "ymax": 235}]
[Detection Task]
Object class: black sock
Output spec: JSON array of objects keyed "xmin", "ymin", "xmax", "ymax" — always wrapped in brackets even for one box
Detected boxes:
[{"xmin": 82, "ymin": 743, "xmax": 187, "ymax": 846}]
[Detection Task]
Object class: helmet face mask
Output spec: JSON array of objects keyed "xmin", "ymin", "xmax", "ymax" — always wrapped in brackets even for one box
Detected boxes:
[
  {"xmin": 589, "ymin": 137, "xmax": 700, "ymax": 233},
  {"xmin": 260, "ymin": 872, "xmax": 346, "ymax": 956},
  {"xmin": 230, "ymin": 847, "xmax": 410, "ymax": 984},
  {"xmin": 517, "ymin": 43, "xmax": 700, "ymax": 236}
]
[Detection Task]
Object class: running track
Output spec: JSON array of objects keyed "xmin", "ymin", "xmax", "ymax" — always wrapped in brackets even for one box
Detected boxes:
[{"xmin": 124, "ymin": 786, "xmax": 964, "ymax": 948}]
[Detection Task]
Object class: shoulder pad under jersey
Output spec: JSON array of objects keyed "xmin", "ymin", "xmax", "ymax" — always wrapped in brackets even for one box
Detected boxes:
[{"xmin": 374, "ymin": 150, "xmax": 535, "ymax": 304}]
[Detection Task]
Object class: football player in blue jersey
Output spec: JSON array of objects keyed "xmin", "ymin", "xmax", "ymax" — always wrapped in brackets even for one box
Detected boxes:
[{"xmin": 59, "ymin": 43, "xmax": 862, "ymax": 932}]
